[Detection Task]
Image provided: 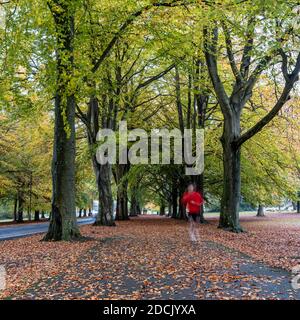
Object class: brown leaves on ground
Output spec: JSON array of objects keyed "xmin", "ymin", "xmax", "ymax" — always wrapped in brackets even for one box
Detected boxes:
[
  {"xmin": 202, "ymin": 213, "xmax": 300, "ymax": 271},
  {"xmin": 0, "ymin": 213, "xmax": 299, "ymax": 300}
]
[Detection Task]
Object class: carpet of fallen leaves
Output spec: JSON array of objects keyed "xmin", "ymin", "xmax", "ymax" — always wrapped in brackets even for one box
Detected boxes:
[
  {"xmin": 0, "ymin": 213, "xmax": 299, "ymax": 300},
  {"xmin": 205, "ymin": 213, "xmax": 300, "ymax": 271}
]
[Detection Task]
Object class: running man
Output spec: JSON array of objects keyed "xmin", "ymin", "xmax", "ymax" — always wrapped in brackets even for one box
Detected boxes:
[{"xmin": 181, "ymin": 183, "xmax": 204, "ymax": 242}]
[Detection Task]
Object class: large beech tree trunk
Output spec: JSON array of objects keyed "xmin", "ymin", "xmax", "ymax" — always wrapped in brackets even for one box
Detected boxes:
[
  {"xmin": 87, "ymin": 96, "xmax": 115, "ymax": 227},
  {"xmin": 44, "ymin": 0, "xmax": 80, "ymax": 241},
  {"xmin": 219, "ymin": 115, "xmax": 243, "ymax": 232}
]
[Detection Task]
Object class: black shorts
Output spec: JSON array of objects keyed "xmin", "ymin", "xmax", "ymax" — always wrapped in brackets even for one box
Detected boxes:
[{"xmin": 188, "ymin": 214, "xmax": 199, "ymax": 222}]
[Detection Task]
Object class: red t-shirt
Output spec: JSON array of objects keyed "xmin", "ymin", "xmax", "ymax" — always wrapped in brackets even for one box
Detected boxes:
[{"xmin": 181, "ymin": 191, "xmax": 204, "ymax": 214}]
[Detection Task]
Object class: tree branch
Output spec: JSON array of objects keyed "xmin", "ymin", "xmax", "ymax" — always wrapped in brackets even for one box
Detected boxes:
[
  {"xmin": 91, "ymin": 1, "xmax": 185, "ymax": 74},
  {"xmin": 235, "ymin": 53, "xmax": 300, "ymax": 148},
  {"xmin": 204, "ymin": 25, "xmax": 231, "ymax": 117},
  {"xmin": 136, "ymin": 64, "xmax": 175, "ymax": 91},
  {"xmin": 222, "ymin": 21, "xmax": 242, "ymax": 83}
]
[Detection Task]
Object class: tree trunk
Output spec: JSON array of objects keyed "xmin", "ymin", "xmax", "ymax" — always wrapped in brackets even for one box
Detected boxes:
[
  {"xmin": 219, "ymin": 115, "xmax": 243, "ymax": 232},
  {"xmin": 171, "ymin": 182, "xmax": 178, "ymax": 219},
  {"xmin": 17, "ymin": 191, "xmax": 24, "ymax": 223},
  {"xmin": 256, "ymin": 204, "xmax": 265, "ymax": 217},
  {"xmin": 116, "ymin": 192, "xmax": 129, "ymax": 220},
  {"xmin": 178, "ymin": 180, "xmax": 186, "ymax": 220},
  {"xmin": 41, "ymin": 211, "xmax": 45, "ymax": 219},
  {"xmin": 27, "ymin": 206, "xmax": 31, "ymax": 221},
  {"xmin": 115, "ymin": 164, "xmax": 129, "ymax": 221},
  {"xmin": 297, "ymin": 201, "xmax": 300, "ymax": 214},
  {"xmin": 83, "ymin": 208, "xmax": 87, "ymax": 217},
  {"xmin": 34, "ymin": 210, "xmax": 40, "ymax": 221},
  {"xmin": 13, "ymin": 195, "xmax": 18, "ymax": 221},
  {"xmin": 85, "ymin": 94, "xmax": 115, "ymax": 226},
  {"xmin": 168, "ymin": 202, "xmax": 172, "ymax": 217},
  {"xmin": 78, "ymin": 208, "xmax": 82, "ymax": 218},
  {"xmin": 43, "ymin": 1, "xmax": 80, "ymax": 241},
  {"xmin": 88, "ymin": 207, "xmax": 92, "ymax": 216},
  {"xmin": 130, "ymin": 192, "xmax": 140, "ymax": 217},
  {"xmin": 159, "ymin": 203, "xmax": 165, "ymax": 216},
  {"xmin": 93, "ymin": 160, "xmax": 115, "ymax": 226}
]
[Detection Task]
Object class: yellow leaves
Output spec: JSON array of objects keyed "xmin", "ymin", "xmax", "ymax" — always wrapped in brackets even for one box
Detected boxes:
[
  {"xmin": 16, "ymin": 65, "xmax": 27, "ymax": 80},
  {"xmin": 29, "ymin": 93, "xmax": 38, "ymax": 103},
  {"xmin": 48, "ymin": 1, "xmax": 65, "ymax": 15},
  {"xmin": 2, "ymin": 93, "xmax": 12, "ymax": 102},
  {"xmin": 0, "ymin": 112, "xmax": 53, "ymax": 204}
]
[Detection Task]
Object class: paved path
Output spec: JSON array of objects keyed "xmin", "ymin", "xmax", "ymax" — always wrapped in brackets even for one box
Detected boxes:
[{"xmin": 0, "ymin": 217, "xmax": 95, "ymax": 241}]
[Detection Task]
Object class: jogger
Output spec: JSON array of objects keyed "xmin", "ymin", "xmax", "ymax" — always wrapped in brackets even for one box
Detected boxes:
[{"xmin": 181, "ymin": 183, "xmax": 204, "ymax": 242}]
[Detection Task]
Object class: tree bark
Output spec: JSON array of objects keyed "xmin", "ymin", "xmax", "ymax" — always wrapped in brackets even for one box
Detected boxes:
[
  {"xmin": 219, "ymin": 114, "xmax": 243, "ymax": 232},
  {"xmin": 171, "ymin": 181, "xmax": 178, "ymax": 219},
  {"xmin": 194, "ymin": 59, "xmax": 208, "ymax": 224},
  {"xmin": 86, "ymin": 95, "xmax": 115, "ymax": 227},
  {"xmin": 130, "ymin": 190, "xmax": 140, "ymax": 216},
  {"xmin": 159, "ymin": 202, "xmax": 165, "ymax": 216},
  {"xmin": 43, "ymin": 0, "xmax": 80, "ymax": 241},
  {"xmin": 256, "ymin": 204, "xmax": 265, "ymax": 217},
  {"xmin": 93, "ymin": 159, "xmax": 115, "ymax": 226},
  {"xmin": 17, "ymin": 191, "xmax": 24, "ymax": 223},
  {"xmin": 13, "ymin": 195, "xmax": 18, "ymax": 221},
  {"xmin": 178, "ymin": 177, "xmax": 186, "ymax": 220},
  {"xmin": 115, "ymin": 164, "xmax": 129, "ymax": 220},
  {"xmin": 34, "ymin": 210, "xmax": 40, "ymax": 221},
  {"xmin": 27, "ymin": 206, "xmax": 32, "ymax": 221}
]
